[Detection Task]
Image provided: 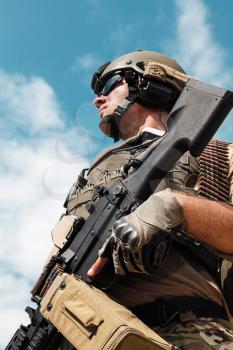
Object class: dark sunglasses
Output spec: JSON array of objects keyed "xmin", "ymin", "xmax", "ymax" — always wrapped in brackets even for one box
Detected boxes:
[{"xmin": 99, "ymin": 74, "xmax": 123, "ymax": 96}]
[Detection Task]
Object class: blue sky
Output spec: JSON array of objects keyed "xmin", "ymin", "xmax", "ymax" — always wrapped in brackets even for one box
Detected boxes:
[{"xmin": 1, "ymin": 0, "xmax": 233, "ymax": 347}]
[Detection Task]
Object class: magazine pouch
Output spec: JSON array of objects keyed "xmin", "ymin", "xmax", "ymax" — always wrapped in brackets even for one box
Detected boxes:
[{"xmin": 40, "ymin": 273, "xmax": 174, "ymax": 350}]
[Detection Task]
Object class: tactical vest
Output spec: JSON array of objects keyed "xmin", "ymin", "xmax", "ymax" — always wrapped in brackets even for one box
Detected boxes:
[{"xmin": 65, "ymin": 136, "xmax": 233, "ymax": 317}]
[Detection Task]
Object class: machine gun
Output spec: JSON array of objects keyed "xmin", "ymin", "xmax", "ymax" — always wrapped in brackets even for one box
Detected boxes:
[{"xmin": 6, "ymin": 78, "xmax": 233, "ymax": 350}]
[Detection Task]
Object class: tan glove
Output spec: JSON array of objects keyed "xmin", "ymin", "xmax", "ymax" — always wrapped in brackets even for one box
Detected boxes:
[{"xmin": 99, "ymin": 188, "xmax": 184, "ymax": 275}]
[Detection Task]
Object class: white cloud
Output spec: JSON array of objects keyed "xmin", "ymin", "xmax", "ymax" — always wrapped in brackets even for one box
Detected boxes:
[
  {"xmin": 0, "ymin": 70, "xmax": 64, "ymax": 134},
  {"xmin": 0, "ymin": 267, "xmax": 34, "ymax": 345},
  {"xmin": 71, "ymin": 53, "xmax": 104, "ymax": 87},
  {"xmin": 72, "ymin": 53, "xmax": 103, "ymax": 72},
  {"xmin": 171, "ymin": 0, "xmax": 233, "ymax": 141},
  {"xmin": 172, "ymin": 0, "xmax": 232, "ymax": 88},
  {"xmin": 106, "ymin": 24, "xmax": 135, "ymax": 56},
  {"xmin": 0, "ymin": 138, "xmax": 88, "ymax": 274},
  {"xmin": 108, "ymin": 24, "xmax": 133, "ymax": 50},
  {"xmin": 0, "ymin": 69, "xmax": 92, "ymax": 348}
]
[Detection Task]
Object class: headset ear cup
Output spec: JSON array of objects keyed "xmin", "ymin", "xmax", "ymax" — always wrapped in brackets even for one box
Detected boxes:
[{"xmin": 138, "ymin": 79, "xmax": 178, "ymax": 108}]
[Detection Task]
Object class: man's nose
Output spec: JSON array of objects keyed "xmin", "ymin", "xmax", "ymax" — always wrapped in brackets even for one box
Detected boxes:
[{"xmin": 93, "ymin": 95, "xmax": 107, "ymax": 109}]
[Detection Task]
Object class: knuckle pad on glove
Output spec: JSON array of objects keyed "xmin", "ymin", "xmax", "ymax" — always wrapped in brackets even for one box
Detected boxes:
[
  {"xmin": 114, "ymin": 219, "xmax": 138, "ymax": 246},
  {"xmin": 127, "ymin": 230, "xmax": 138, "ymax": 245}
]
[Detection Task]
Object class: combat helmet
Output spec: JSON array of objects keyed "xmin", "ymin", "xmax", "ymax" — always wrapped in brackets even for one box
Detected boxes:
[{"xmin": 91, "ymin": 50, "xmax": 187, "ymax": 141}]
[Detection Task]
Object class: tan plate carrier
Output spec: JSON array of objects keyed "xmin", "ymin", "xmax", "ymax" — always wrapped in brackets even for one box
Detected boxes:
[{"xmin": 40, "ymin": 273, "xmax": 175, "ymax": 350}]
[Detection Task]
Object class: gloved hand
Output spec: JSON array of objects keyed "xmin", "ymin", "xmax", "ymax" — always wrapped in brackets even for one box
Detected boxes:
[{"xmin": 99, "ymin": 188, "xmax": 184, "ymax": 275}]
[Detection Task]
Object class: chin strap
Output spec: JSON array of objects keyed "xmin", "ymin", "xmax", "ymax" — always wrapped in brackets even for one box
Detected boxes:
[{"xmin": 99, "ymin": 92, "xmax": 138, "ymax": 142}]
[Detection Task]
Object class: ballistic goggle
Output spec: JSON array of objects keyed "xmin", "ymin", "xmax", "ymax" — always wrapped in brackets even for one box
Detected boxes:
[{"xmin": 92, "ymin": 71, "xmax": 126, "ymax": 97}]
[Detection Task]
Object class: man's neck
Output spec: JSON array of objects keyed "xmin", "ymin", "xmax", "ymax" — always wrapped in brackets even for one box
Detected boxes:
[
  {"xmin": 119, "ymin": 108, "xmax": 168, "ymax": 141},
  {"xmin": 138, "ymin": 109, "xmax": 168, "ymax": 134},
  {"xmin": 141, "ymin": 126, "xmax": 165, "ymax": 136}
]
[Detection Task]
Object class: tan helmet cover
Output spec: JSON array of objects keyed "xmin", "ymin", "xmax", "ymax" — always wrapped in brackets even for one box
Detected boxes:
[{"xmin": 100, "ymin": 50, "xmax": 186, "ymax": 91}]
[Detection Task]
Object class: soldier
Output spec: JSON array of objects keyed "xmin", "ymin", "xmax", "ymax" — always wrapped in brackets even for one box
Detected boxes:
[{"xmin": 65, "ymin": 51, "xmax": 233, "ymax": 349}]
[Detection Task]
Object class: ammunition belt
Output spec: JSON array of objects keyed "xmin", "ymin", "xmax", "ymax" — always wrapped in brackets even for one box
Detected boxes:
[{"xmin": 198, "ymin": 140, "xmax": 230, "ymax": 202}]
